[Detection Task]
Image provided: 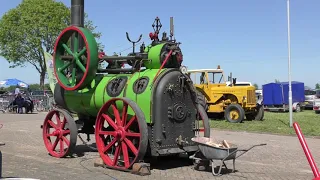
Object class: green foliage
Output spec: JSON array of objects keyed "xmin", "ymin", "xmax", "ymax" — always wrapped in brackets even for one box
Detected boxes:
[
  {"xmin": 274, "ymin": 79, "xmax": 280, "ymax": 83},
  {"xmin": 0, "ymin": 0, "xmax": 103, "ymax": 86},
  {"xmin": 315, "ymin": 83, "xmax": 320, "ymax": 90},
  {"xmin": 253, "ymin": 83, "xmax": 259, "ymax": 89}
]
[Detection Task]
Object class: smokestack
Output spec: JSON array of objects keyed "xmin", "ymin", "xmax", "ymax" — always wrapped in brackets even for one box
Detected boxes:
[
  {"xmin": 71, "ymin": 0, "xmax": 84, "ymax": 51},
  {"xmin": 71, "ymin": 0, "xmax": 84, "ymax": 27}
]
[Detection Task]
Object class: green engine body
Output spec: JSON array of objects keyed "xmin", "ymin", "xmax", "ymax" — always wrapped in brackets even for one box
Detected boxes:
[
  {"xmin": 61, "ymin": 68, "xmax": 162, "ymax": 123},
  {"xmin": 53, "ymin": 25, "xmax": 209, "ymax": 157}
]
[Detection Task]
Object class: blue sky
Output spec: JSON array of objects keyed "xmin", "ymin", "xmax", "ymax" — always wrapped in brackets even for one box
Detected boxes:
[{"xmin": 0, "ymin": 0, "xmax": 319, "ymax": 88}]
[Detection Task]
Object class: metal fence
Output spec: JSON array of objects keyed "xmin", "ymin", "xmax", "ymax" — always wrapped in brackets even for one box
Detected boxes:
[{"xmin": 0, "ymin": 94, "xmax": 54, "ymax": 113}]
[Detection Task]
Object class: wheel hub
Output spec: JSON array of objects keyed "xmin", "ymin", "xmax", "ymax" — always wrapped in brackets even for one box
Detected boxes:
[
  {"xmin": 115, "ymin": 126, "xmax": 126, "ymax": 141},
  {"xmin": 230, "ymin": 110, "xmax": 239, "ymax": 120},
  {"xmin": 53, "ymin": 129, "xmax": 62, "ymax": 136}
]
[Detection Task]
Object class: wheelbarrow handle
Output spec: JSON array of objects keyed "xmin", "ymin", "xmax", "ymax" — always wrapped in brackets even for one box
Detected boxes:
[{"xmin": 235, "ymin": 143, "xmax": 267, "ymax": 159}]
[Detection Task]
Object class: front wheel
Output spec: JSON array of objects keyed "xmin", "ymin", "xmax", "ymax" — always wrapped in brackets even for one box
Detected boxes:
[
  {"xmin": 95, "ymin": 97, "xmax": 148, "ymax": 170},
  {"xmin": 42, "ymin": 109, "xmax": 78, "ymax": 158},
  {"xmin": 225, "ymin": 104, "xmax": 245, "ymax": 123},
  {"xmin": 295, "ymin": 104, "xmax": 302, "ymax": 113}
]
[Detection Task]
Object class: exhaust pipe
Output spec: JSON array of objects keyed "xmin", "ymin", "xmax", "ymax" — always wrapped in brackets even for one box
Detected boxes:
[
  {"xmin": 71, "ymin": 0, "xmax": 84, "ymax": 51},
  {"xmin": 71, "ymin": 0, "xmax": 84, "ymax": 27}
]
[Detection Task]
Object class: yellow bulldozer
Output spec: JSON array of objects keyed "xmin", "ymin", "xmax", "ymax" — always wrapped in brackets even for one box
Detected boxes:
[{"xmin": 186, "ymin": 66, "xmax": 264, "ymax": 123}]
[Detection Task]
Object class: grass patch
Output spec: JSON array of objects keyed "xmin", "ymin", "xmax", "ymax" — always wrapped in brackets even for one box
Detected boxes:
[{"xmin": 210, "ymin": 110, "xmax": 320, "ymax": 137}]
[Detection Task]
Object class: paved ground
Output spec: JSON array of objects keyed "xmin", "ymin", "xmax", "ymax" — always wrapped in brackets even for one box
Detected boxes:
[{"xmin": 0, "ymin": 112, "xmax": 318, "ymax": 180}]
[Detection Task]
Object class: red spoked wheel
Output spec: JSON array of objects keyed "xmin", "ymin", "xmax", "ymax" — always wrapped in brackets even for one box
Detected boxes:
[
  {"xmin": 42, "ymin": 109, "xmax": 78, "ymax": 158},
  {"xmin": 95, "ymin": 98, "xmax": 148, "ymax": 170},
  {"xmin": 53, "ymin": 26, "xmax": 99, "ymax": 91},
  {"xmin": 195, "ymin": 104, "xmax": 210, "ymax": 137}
]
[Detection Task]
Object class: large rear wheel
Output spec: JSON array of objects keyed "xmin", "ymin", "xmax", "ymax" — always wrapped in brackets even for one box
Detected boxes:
[
  {"xmin": 196, "ymin": 90, "xmax": 208, "ymax": 111},
  {"xmin": 196, "ymin": 104, "xmax": 210, "ymax": 137},
  {"xmin": 95, "ymin": 98, "xmax": 148, "ymax": 170}
]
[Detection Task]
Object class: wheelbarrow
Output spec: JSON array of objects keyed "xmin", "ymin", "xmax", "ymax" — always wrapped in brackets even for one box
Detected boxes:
[{"xmin": 189, "ymin": 136, "xmax": 267, "ymax": 176}]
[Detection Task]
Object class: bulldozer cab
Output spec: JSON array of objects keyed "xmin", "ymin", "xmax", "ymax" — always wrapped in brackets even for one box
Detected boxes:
[{"xmin": 188, "ymin": 69, "xmax": 226, "ymax": 87}]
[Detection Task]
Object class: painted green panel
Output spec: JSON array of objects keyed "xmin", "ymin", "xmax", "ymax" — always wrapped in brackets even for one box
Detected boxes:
[
  {"xmin": 124, "ymin": 69, "xmax": 165, "ymax": 123},
  {"xmin": 143, "ymin": 43, "xmax": 165, "ymax": 69},
  {"xmin": 79, "ymin": 79, "xmax": 99, "ymax": 117},
  {"xmin": 64, "ymin": 74, "xmax": 132, "ymax": 116}
]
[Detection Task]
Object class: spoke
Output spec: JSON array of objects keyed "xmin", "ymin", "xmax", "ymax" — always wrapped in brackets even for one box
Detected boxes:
[
  {"xmin": 103, "ymin": 138, "xmax": 117, "ymax": 153},
  {"xmin": 77, "ymin": 47, "xmax": 87, "ymax": 58},
  {"xmin": 59, "ymin": 139, "xmax": 64, "ymax": 153},
  {"xmin": 102, "ymin": 114, "xmax": 118, "ymax": 130},
  {"xmin": 124, "ymin": 116, "xmax": 136, "ymax": 131},
  {"xmin": 75, "ymin": 58, "xmax": 86, "ymax": 72},
  {"xmin": 46, "ymin": 133, "xmax": 56, "ymax": 137},
  {"xmin": 124, "ymin": 138, "xmax": 138, "ymax": 156},
  {"xmin": 112, "ymin": 146, "xmax": 121, "ymax": 166},
  {"xmin": 47, "ymin": 120, "xmax": 58, "ymax": 129},
  {"xmin": 111, "ymin": 103, "xmax": 121, "ymax": 125},
  {"xmin": 98, "ymin": 130, "xmax": 116, "ymax": 136},
  {"xmin": 55, "ymin": 113, "xmax": 61, "ymax": 127},
  {"xmin": 73, "ymin": 34, "xmax": 79, "ymax": 53},
  {"xmin": 71, "ymin": 67, "xmax": 76, "ymax": 85},
  {"xmin": 121, "ymin": 142, "xmax": 130, "ymax": 168},
  {"xmin": 58, "ymin": 61, "xmax": 72, "ymax": 72},
  {"xmin": 61, "ymin": 117, "xmax": 67, "ymax": 129},
  {"xmin": 62, "ymin": 43, "xmax": 74, "ymax": 55},
  {"xmin": 125, "ymin": 132, "xmax": 141, "ymax": 137},
  {"xmin": 52, "ymin": 138, "xmax": 59, "ymax": 151},
  {"xmin": 61, "ymin": 136, "xmax": 70, "ymax": 147},
  {"xmin": 121, "ymin": 103, "xmax": 128, "ymax": 126},
  {"xmin": 63, "ymin": 130, "xmax": 70, "ymax": 135}
]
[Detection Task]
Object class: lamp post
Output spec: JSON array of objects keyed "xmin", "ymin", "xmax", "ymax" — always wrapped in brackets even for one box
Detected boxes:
[{"xmin": 287, "ymin": 0, "xmax": 293, "ymax": 127}]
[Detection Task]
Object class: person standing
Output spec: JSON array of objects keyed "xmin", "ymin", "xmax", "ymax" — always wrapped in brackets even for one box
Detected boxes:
[
  {"xmin": 13, "ymin": 85, "xmax": 23, "ymax": 113},
  {"xmin": 14, "ymin": 85, "xmax": 20, "ymax": 96},
  {"xmin": 16, "ymin": 93, "xmax": 23, "ymax": 114}
]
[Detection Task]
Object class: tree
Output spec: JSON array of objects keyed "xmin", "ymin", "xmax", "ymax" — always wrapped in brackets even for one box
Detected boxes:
[
  {"xmin": 253, "ymin": 83, "xmax": 259, "ymax": 89},
  {"xmin": 316, "ymin": 83, "xmax": 320, "ymax": 90},
  {"xmin": 0, "ymin": 0, "xmax": 103, "ymax": 87},
  {"xmin": 275, "ymin": 79, "xmax": 280, "ymax": 83}
]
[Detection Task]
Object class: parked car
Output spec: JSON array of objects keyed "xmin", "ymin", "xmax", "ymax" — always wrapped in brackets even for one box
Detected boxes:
[
  {"xmin": 305, "ymin": 89, "xmax": 320, "ymax": 109},
  {"xmin": 313, "ymin": 99, "xmax": 320, "ymax": 114}
]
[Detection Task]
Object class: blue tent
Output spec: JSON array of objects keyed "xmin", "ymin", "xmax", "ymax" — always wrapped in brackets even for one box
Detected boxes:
[{"xmin": 0, "ymin": 78, "xmax": 29, "ymax": 88}]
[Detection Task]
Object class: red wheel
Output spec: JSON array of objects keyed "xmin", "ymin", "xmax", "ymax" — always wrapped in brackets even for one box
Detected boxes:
[
  {"xmin": 42, "ymin": 109, "xmax": 77, "ymax": 158},
  {"xmin": 95, "ymin": 98, "xmax": 148, "ymax": 170},
  {"xmin": 196, "ymin": 104, "xmax": 210, "ymax": 137}
]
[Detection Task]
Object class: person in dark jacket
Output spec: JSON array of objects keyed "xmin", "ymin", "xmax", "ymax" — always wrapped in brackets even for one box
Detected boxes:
[{"xmin": 15, "ymin": 93, "xmax": 24, "ymax": 114}]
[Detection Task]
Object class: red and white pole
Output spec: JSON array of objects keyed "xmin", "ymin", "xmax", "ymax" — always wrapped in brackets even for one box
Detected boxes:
[{"xmin": 293, "ymin": 122, "xmax": 320, "ymax": 179}]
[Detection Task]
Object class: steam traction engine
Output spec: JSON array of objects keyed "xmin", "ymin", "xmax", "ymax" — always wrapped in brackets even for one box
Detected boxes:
[{"xmin": 42, "ymin": 0, "xmax": 210, "ymax": 171}]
